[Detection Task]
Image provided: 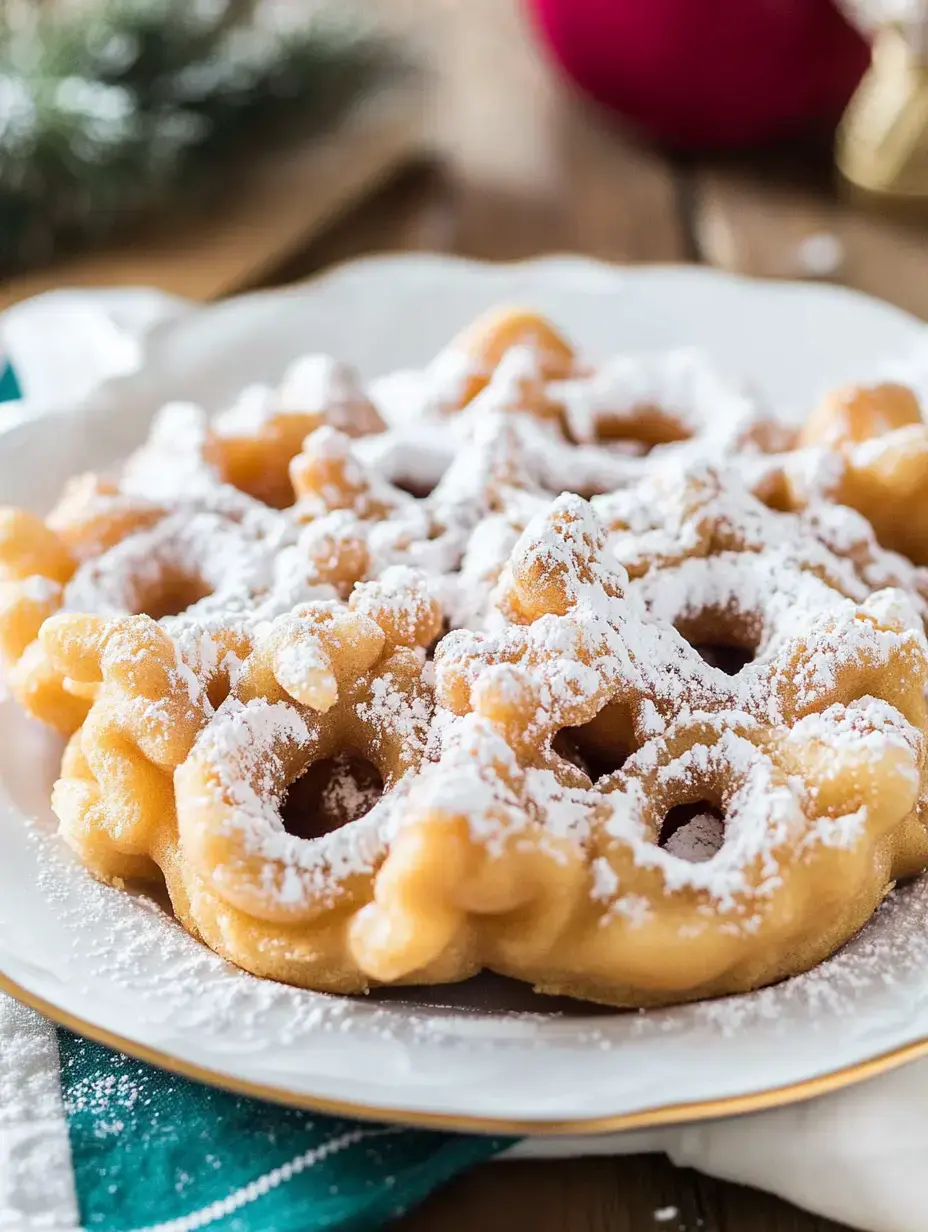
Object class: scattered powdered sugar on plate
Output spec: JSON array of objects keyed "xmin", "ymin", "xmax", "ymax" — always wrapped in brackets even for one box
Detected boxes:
[
  {"xmin": 21, "ymin": 798, "xmax": 928, "ymax": 1053},
  {"xmin": 31, "ymin": 818, "xmax": 357, "ymax": 1045},
  {"xmin": 653, "ymin": 1206, "xmax": 680, "ymax": 1224},
  {"xmin": 636, "ymin": 876, "xmax": 928, "ymax": 1041}
]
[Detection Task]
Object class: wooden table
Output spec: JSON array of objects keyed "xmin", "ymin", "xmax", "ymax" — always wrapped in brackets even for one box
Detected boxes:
[{"xmin": 10, "ymin": 2, "xmax": 928, "ymax": 1228}]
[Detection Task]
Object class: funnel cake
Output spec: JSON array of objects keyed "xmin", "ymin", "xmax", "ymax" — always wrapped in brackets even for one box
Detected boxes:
[
  {"xmin": 785, "ymin": 382, "xmax": 928, "ymax": 567},
  {"xmin": 286, "ymin": 329, "xmax": 787, "ymax": 632},
  {"xmin": 288, "ymin": 409, "xmax": 553, "ymax": 628},
  {"xmin": 173, "ymin": 570, "xmax": 447, "ymax": 991},
  {"xmin": 371, "ymin": 304, "xmax": 784, "ymax": 451},
  {"xmin": 45, "ymin": 567, "xmax": 441, "ymax": 983},
  {"xmin": 41, "ymin": 523, "xmax": 374, "ymax": 894},
  {"xmin": 350, "ymin": 495, "xmax": 928, "ymax": 1005},
  {"xmin": 364, "ymin": 308, "xmax": 790, "ymax": 502},
  {"xmin": 0, "ymin": 479, "xmax": 164, "ymax": 731},
  {"xmin": 10, "ymin": 303, "xmax": 928, "ymax": 1010},
  {"xmin": 123, "ymin": 357, "xmax": 384, "ymax": 509},
  {"xmin": 0, "ymin": 483, "xmax": 309, "ymax": 733},
  {"xmin": 45, "ymin": 613, "xmax": 252, "ymax": 892},
  {"xmin": 593, "ymin": 461, "xmax": 928, "ymax": 630},
  {"xmin": 367, "ymin": 305, "xmax": 576, "ymax": 423}
]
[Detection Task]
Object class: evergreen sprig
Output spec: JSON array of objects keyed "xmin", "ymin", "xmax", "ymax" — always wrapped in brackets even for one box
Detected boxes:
[{"xmin": 0, "ymin": 0, "xmax": 396, "ymax": 274}]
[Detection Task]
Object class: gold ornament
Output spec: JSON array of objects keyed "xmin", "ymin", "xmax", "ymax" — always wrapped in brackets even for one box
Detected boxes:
[{"xmin": 838, "ymin": 22, "xmax": 928, "ymax": 206}]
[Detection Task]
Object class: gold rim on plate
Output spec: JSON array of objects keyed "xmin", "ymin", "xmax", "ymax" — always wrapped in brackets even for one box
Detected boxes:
[{"xmin": 3, "ymin": 967, "xmax": 928, "ymax": 1135}]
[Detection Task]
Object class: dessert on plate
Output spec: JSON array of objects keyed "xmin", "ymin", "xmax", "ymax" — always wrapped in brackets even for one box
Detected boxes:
[{"xmin": 3, "ymin": 305, "xmax": 928, "ymax": 1008}]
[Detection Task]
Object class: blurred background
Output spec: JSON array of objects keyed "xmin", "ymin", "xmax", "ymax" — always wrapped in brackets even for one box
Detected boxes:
[{"xmin": 3, "ymin": 0, "xmax": 928, "ymax": 317}]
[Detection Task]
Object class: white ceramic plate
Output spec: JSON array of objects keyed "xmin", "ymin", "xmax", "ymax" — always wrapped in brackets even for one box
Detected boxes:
[{"xmin": 4, "ymin": 256, "xmax": 928, "ymax": 1135}]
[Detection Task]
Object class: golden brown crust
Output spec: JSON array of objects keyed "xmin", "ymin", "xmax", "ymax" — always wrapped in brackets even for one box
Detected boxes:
[{"xmin": 791, "ymin": 382, "xmax": 928, "ymax": 565}]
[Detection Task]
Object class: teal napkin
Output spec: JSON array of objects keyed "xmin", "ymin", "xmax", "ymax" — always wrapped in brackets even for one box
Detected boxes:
[
  {"xmin": 57, "ymin": 1033, "xmax": 511, "ymax": 1232},
  {"xmin": 0, "ymin": 362, "xmax": 511, "ymax": 1229},
  {"xmin": 0, "ymin": 358, "xmax": 20, "ymax": 404}
]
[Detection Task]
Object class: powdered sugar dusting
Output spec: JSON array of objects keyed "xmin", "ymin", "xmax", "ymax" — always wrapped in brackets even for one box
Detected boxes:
[
  {"xmin": 186, "ymin": 697, "xmax": 393, "ymax": 906},
  {"xmin": 20, "ymin": 813, "xmax": 928, "ymax": 1049},
  {"xmin": 550, "ymin": 347, "xmax": 761, "ymax": 446}
]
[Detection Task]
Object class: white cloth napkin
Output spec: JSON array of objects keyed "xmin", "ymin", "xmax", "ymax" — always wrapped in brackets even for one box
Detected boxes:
[
  {"xmin": 0, "ymin": 287, "xmax": 188, "ymax": 416},
  {"xmin": 512, "ymin": 1069, "xmax": 928, "ymax": 1231},
  {"xmin": 2, "ymin": 287, "xmax": 926, "ymax": 1232}
]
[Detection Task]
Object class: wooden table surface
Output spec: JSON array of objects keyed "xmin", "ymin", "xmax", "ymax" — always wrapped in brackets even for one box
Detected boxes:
[{"xmin": 11, "ymin": 2, "xmax": 928, "ymax": 1228}]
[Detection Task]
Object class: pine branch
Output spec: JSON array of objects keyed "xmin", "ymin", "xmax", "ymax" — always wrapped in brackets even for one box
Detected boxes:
[{"xmin": 0, "ymin": 0, "xmax": 400, "ymax": 274}]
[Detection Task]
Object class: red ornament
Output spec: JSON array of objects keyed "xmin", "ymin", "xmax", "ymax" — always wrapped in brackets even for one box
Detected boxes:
[{"xmin": 527, "ymin": 0, "xmax": 871, "ymax": 149}]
